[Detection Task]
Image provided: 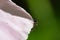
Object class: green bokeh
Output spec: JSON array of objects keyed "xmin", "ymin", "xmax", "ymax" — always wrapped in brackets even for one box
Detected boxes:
[{"xmin": 26, "ymin": 0, "xmax": 60, "ymax": 40}]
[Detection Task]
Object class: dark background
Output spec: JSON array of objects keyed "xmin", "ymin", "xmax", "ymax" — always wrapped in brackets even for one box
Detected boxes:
[{"xmin": 12, "ymin": 0, "xmax": 30, "ymax": 13}]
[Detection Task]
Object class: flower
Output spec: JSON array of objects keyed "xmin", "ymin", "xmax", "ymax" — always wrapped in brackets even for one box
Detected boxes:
[{"xmin": 0, "ymin": 0, "xmax": 34, "ymax": 40}]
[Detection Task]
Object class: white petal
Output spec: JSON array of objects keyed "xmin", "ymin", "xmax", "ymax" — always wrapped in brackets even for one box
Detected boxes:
[{"xmin": 0, "ymin": 0, "xmax": 34, "ymax": 40}]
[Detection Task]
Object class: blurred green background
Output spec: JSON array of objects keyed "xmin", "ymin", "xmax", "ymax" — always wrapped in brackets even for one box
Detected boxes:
[{"xmin": 12, "ymin": 0, "xmax": 60, "ymax": 40}]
